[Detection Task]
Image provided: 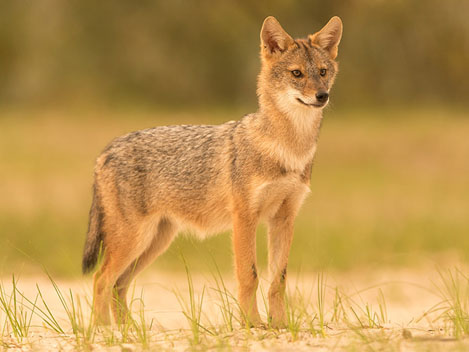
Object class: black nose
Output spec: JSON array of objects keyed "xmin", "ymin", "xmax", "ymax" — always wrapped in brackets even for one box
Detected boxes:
[{"xmin": 315, "ymin": 91, "xmax": 329, "ymax": 103}]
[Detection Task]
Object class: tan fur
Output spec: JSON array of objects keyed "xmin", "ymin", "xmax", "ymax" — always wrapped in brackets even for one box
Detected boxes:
[{"xmin": 82, "ymin": 16, "xmax": 343, "ymax": 328}]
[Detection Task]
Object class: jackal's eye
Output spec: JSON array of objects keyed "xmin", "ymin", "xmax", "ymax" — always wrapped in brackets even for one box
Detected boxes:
[
  {"xmin": 319, "ymin": 68, "xmax": 327, "ymax": 76},
  {"xmin": 291, "ymin": 69, "xmax": 303, "ymax": 78}
]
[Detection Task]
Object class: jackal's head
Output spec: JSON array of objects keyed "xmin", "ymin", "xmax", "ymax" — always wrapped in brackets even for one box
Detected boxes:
[{"xmin": 258, "ymin": 16, "xmax": 342, "ymax": 115}]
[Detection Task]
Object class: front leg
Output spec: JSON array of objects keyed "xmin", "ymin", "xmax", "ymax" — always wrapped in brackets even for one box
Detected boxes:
[
  {"xmin": 232, "ymin": 212, "xmax": 262, "ymax": 327},
  {"xmin": 267, "ymin": 198, "xmax": 297, "ymax": 328}
]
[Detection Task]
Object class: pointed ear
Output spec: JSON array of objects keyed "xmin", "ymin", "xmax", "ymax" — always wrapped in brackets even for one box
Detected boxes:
[
  {"xmin": 260, "ymin": 16, "xmax": 294, "ymax": 56},
  {"xmin": 309, "ymin": 16, "xmax": 343, "ymax": 59}
]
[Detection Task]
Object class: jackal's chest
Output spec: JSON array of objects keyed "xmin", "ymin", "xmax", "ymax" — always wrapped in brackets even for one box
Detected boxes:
[{"xmin": 250, "ymin": 174, "xmax": 310, "ymax": 219}]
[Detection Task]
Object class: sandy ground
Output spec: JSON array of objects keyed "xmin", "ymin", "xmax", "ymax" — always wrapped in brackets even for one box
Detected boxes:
[{"xmin": 1, "ymin": 267, "xmax": 469, "ymax": 351}]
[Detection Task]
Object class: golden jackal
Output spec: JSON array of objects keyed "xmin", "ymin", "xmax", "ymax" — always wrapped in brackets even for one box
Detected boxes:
[{"xmin": 82, "ymin": 16, "xmax": 343, "ymax": 327}]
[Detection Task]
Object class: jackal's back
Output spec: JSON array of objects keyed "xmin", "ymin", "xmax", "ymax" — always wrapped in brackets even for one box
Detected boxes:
[{"xmin": 93, "ymin": 121, "xmax": 238, "ymax": 233}]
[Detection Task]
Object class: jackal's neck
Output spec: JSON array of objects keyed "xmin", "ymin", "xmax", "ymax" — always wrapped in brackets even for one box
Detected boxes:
[
  {"xmin": 249, "ymin": 93, "xmax": 323, "ymax": 171},
  {"xmin": 258, "ymin": 90, "xmax": 323, "ymax": 141}
]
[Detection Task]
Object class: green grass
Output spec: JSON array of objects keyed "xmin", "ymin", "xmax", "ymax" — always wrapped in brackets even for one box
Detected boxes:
[
  {"xmin": 0, "ymin": 257, "xmax": 469, "ymax": 351},
  {"xmin": 2, "ymin": 264, "xmax": 469, "ymax": 350},
  {"xmin": 421, "ymin": 268, "xmax": 469, "ymax": 338},
  {"xmin": 0, "ymin": 275, "xmax": 37, "ymax": 342},
  {"xmin": 173, "ymin": 254, "xmax": 212, "ymax": 345},
  {"xmin": 0, "ymin": 106, "xmax": 468, "ymax": 276}
]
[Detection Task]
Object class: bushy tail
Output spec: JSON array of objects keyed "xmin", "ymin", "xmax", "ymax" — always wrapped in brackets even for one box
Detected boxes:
[{"xmin": 82, "ymin": 183, "xmax": 105, "ymax": 274}]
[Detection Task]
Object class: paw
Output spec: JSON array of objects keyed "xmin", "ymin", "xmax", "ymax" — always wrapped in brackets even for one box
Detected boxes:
[
  {"xmin": 92, "ymin": 310, "xmax": 112, "ymax": 327},
  {"xmin": 242, "ymin": 312, "xmax": 263, "ymax": 328},
  {"xmin": 93, "ymin": 318, "xmax": 112, "ymax": 329},
  {"xmin": 269, "ymin": 312, "xmax": 287, "ymax": 329},
  {"xmin": 246, "ymin": 317, "xmax": 263, "ymax": 328}
]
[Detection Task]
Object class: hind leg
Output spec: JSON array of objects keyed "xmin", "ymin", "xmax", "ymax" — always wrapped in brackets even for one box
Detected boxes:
[
  {"xmin": 111, "ymin": 217, "xmax": 178, "ymax": 324},
  {"xmin": 92, "ymin": 222, "xmax": 152, "ymax": 325}
]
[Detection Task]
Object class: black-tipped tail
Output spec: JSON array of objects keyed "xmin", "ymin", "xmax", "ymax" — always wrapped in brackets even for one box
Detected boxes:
[{"xmin": 82, "ymin": 184, "xmax": 105, "ymax": 274}]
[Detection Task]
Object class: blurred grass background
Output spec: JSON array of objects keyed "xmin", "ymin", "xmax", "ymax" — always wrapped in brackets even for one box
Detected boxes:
[{"xmin": 0, "ymin": 0, "xmax": 468, "ymax": 276}]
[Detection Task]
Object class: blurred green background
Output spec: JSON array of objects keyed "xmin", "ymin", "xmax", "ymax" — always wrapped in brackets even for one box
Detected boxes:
[{"xmin": 0, "ymin": 0, "xmax": 468, "ymax": 277}]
